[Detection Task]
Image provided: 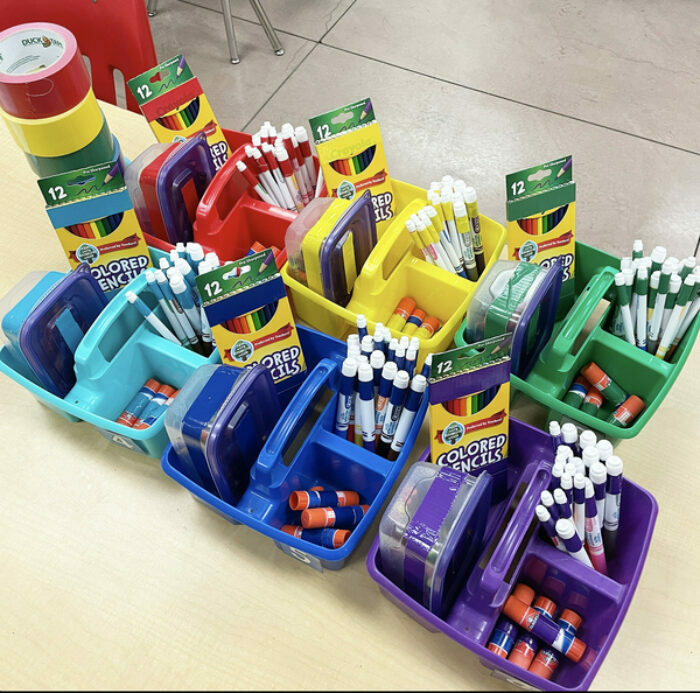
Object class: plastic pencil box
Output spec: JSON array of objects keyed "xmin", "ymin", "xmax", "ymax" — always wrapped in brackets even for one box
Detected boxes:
[
  {"xmin": 366, "ymin": 419, "xmax": 658, "ymax": 691},
  {"xmin": 0, "ymin": 247, "xmax": 219, "ymax": 458},
  {"xmin": 281, "ymin": 180, "xmax": 507, "ymax": 366},
  {"xmin": 160, "ymin": 325, "xmax": 428, "ymax": 571},
  {"xmin": 499, "ymin": 242, "xmax": 700, "ymax": 439}
]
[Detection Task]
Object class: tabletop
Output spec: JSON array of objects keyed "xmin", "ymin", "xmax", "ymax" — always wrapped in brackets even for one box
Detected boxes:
[{"xmin": 0, "ymin": 101, "xmax": 697, "ymax": 691}]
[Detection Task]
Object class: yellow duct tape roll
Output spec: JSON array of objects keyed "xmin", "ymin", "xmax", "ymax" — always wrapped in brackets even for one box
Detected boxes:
[{"xmin": 0, "ymin": 88, "xmax": 104, "ymax": 157}]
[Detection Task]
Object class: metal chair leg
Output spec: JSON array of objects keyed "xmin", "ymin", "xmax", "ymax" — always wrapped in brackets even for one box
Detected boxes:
[
  {"xmin": 220, "ymin": 0, "xmax": 241, "ymax": 64},
  {"xmin": 147, "ymin": 0, "xmax": 159, "ymax": 17},
  {"xmin": 248, "ymin": 0, "xmax": 285, "ymax": 56}
]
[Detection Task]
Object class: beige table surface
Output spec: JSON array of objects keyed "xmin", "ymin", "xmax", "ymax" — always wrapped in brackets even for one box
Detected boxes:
[{"xmin": 0, "ymin": 102, "xmax": 698, "ymax": 691}]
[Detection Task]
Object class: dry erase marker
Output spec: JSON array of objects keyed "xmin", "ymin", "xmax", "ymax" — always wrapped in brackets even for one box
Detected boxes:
[
  {"xmin": 420, "ymin": 352, "xmax": 433, "ymax": 378},
  {"xmin": 578, "ymin": 429, "xmax": 596, "ymax": 452},
  {"xmin": 556, "ymin": 518, "xmax": 593, "ymax": 568},
  {"xmin": 334, "ymin": 358, "xmax": 358, "ymax": 437},
  {"xmin": 387, "ymin": 337, "xmax": 399, "ymax": 364},
  {"xmin": 560, "ymin": 422, "xmax": 580, "ymax": 456},
  {"xmin": 596, "ymin": 439, "xmax": 613, "ymax": 463},
  {"xmin": 553, "ymin": 488, "xmax": 573, "ymax": 527},
  {"xmin": 463, "ymin": 187, "xmax": 485, "ymax": 275},
  {"xmin": 378, "ymin": 370, "xmax": 410, "ymax": 456},
  {"xmin": 453, "ymin": 197, "xmax": 479, "ymax": 280},
  {"xmin": 660, "ymin": 272, "xmax": 682, "ymax": 337},
  {"xmin": 146, "ymin": 271, "xmax": 188, "ymax": 346},
  {"xmin": 556, "ymin": 445, "xmax": 573, "ymax": 462},
  {"xmin": 656, "ymin": 274, "xmax": 695, "ymax": 359},
  {"xmin": 357, "ymin": 362, "xmax": 376, "ymax": 452},
  {"xmin": 560, "ymin": 473, "xmax": 574, "ymax": 511},
  {"xmin": 156, "ymin": 270, "xmax": 199, "ymax": 352},
  {"xmin": 582, "ymin": 446, "xmax": 599, "ymax": 474},
  {"xmin": 487, "ymin": 618, "xmax": 517, "ymax": 658},
  {"xmin": 564, "ymin": 461, "xmax": 576, "ymax": 479},
  {"xmin": 394, "ymin": 344, "xmax": 406, "ymax": 371},
  {"xmin": 584, "ymin": 478, "xmax": 608, "ymax": 574},
  {"xmin": 588, "ymin": 461, "xmax": 607, "ymax": 531},
  {"xmin": 373, "ymin": 323, "xmax": 386, "ymax": 353},
  {"xmin": 550, "ymin": 461, "xmax": 564, "ymax": 492},
  {"xmin": 375, "ymin": 361, "xmax": 398, "ymax": 438},
  {"xmin": 536, "ymin": 504, "xmax": 566, "ymax": 552},
  {"xmin": 170, "ymin": 271, "xmax": 203, "ymax": 335},
  {"xmin": 549, "ymin": 421, "xmax": 562, "ymax": 454},
  {"xmin": 294, "ymin": 125, "xmax": 317, "ymax": 189},
  {"xmin": 573, "ymin": 473, "xmax": 586, "ymax": 541},
  {"xmin": 604, "ymin": 456, "xmax": 623, "ymax": 556},
  {"xmin": 370, "ymin": 349, "xmax": 386, "ymax": 397},
  {"xmin": 614, "ymin": 272, "xmax": 635, "ymax": 345},
  {"xmin": 360, "ymin": 334, "xmax": 374, "ymax": 360},
  {"xmin": 187, "ymin": 243, "xmax": 205, "ymax": 273},
  {"xmin": 387, "ymin": 374, "xmax": 426, "ymax": 461},
  {"xmin": 236, "ymin": 160, "xmax": 274, "ymax": 204},
  {"xmin": 404, "ymin": 346, "xmax": 417, "ymax": 378},
  {"xmin": 275, "ymin": 146, "xmax": 303, "ymax": 211},
  {"xmin": 670, "ymin": 274, "xmax": 700, "ymax": 355},
  {"xmin": 540, "ymin": 490, "xmax": 560, "ymax": 522},
  {"xmin": 356, "ymin": 313, "xmax": 368, "ymax": 340},
  {"xmin": 634, "ymin": 267, "xmax": 649, "ymax": 349},
  {"xmin": 125, "ymin": 291, "xmax": 180, "ymax": 345}
]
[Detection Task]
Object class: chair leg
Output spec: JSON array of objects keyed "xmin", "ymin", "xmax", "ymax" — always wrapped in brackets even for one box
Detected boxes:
[
  {"xmin": 249, "ymin": 0, "xmax": 285, "ymax": 55},
  {"xmin": 147, "ymin": 0, "xmax": 159, "ymax": 17},
  {"xmin": 220, "ymin": 0, "xmax": 241, "ymax": 64}
]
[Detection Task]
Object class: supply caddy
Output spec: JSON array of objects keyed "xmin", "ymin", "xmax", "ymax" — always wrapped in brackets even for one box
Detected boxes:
[
  {"xmin": 366, "ymin": 419, "xmax": 658, "ymax": 691},
  {"xmin": 281, "ymin": 180, "xmax": 507, "ymax": 365},
  {"xmin": 160, "ymin": 325, "xmax": 428, "ymax": 571},
  {"xmin": 506, "ymin": 242, "xmax": 700, "ymax": 439},
  {"xmin": 0, "ymin": 248, "xmax": 219, "ymax": 457}
]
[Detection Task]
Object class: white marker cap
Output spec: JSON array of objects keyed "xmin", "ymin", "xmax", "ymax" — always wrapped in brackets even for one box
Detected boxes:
[
  {"xmin": 198, "ymin": 261, "xmax": 212, "ymax": 275},
  {"xmin": 125, "ymin": 291, "xmax": 138, "ymax": 303},
  {"xmin": 169, "ymin": 273, "xmax": 186, "ymax": 292},
  {"xmin": 158, "ymin": 257, "xmax": 170, "ymax": 271},
  {"xmin": 393, "ymin": 370, "xmax": 410, "ymax": 389},
  {"xmin": 540, "ymin": 490, "xmax": 555, "ymax": 507},
  {"xmin": 383, "ymin": 326, "xmax": 392, "ymax": 342},
  {"xmin": 441, "ymin": 174, "xmax": 454, "ymax": 184},
  {"xmin": 669, "ymin": 273, "xmax": 682, "ymax": 293},
  {"xmin": 244, "ymin": 144, "xmax": 254, "ymax": 157},
  {"xmin": 358, "ymin": 361, "xmax": 373, "ymax": 383},
  {"xmin": 395, "ymin": 344, "xmax": 406, "ymax": 359},
  {"xmin": 341, "ymin": 357, "xmax": 358, "ymax": 378},
  {"xmin": 650, "ymin": 246, "xmax": 666, "ymax": 264},
  {"xmin": 622, "ymin": 267, "xmax": 635, "ymax": 286},
  {"xmin": 361, "ymin": 334, "xmax": 374, "ymax": 353},
  {"xmin": 596, "ymin": 439, "xmax": 613, "ymax": 462},
  {"xmin": 347, "ymin": 334, "xmax": 360, "ymax": 348},
  {"xmin": 462, "ymin": 186, "xmax": 477, "ymax": 203},
  {"xmin": 406, "ymin": 346, "xmax": 418, "ymax": 361},
  {"xmin": 572, "ymin": 458, "xmax": 585, "ymax": 476},
  {"xmin": 556, "ymin": 518, "xmax": 576, "ymax": 540},
  {"xmin": 154, "ymin": 269, "xmax": 167, "ymax": 283},
  {"xmin": 553, "ymin": 488, "xmax": 567, "ymax": 505},
  {"xmin": 423, "ymin": 205, "xmax": 438, "ymax": 220},
  {"xmin": 347, "ymin": 344, "xmax": 361, "ymax": 360},
  {"xmin": 454, "ymin": 179, "xmax": 467, "ymax": 190},
  {"xmin": 405, "ymin": 217, "xmax": 417, "ymax": 232},
  {"xmin": 381, "ymin": 361, "xmax": 398, "ymax": 380},
  {"xmin": 374, "ymin": 322, "xmax": 385, "ymax": 338},
  {"xmin": 664, "ymin": 257, "xmax": 679, "ymax": 273},
  {"xmin": 632, "ymin": 239, "xmax": 644, "ymax": 254},
  {"xmin": 549, "ymin": 421, "xmax": 561, "ymax": 436},
  {"xmin": 399, "ymin": 336, "xmax": 410, "ymax": 349},
  {"xmin": 620, "ymin": 256, "xmax": 633, "ymax": 271},
  {"xmin": 423, "ymin": 352, "xmax": 433, "ymax": 369},
  {"xmin": 411, "ymin": 374, "xmax": 427, "ymax": 393},
  {"xmin": 560, "ymin": 473, "xmax": 573, "ymax": 491},
  {"xmin": 357, "ymin": 313, "xmax": 367, "ymax": 328},
  {"xmin": 235, "ymin": 160, "xmax": 248, "ymax": 172},
  {"xmin": 614, "ymin": 271, "xmax": 625, "ymax": 287},
  {"xmin": 552, "ymin": 460, "xmax": 565, "ymax": 475},
  {"xmin": 579, "ymin": 429, "xmax": 596, "ymax": 450},
  {"xmin": 294, "ymin": 125, "xmax": 309, "ymax": 143},
  {"xmin": 370, "ymin": 349, "xmax": 385, "ymax": 370},
  {"xmin": 280, "ymin": 122, "xmax": 294, "ymax": 134},
  {"xmin": 189, "ymin": 244, "xmax": 204, "ymax": 262},
  {"xmin": 275, "ymin": 146, "xmax": 289, "ymax": 162},
  {"xmin": 584, "ymin": 478, "xmax": 595, "ymax": 498},
  {"xmin": 453, "ymin": 198, "xmax": 467, "ymax": 216},
  {"xmin": 409, "ymin": 336, "xmax": 420, "ymax": 351},
  {"xmin": 606, "ymin": 455, "xmax": 624, "ymax": 477},
  {"xmin": 145, "ymin": 269, "xmax": 156, "ymax": 284},
  {"xmin": 650, "ymin": 270, "xmax": 660, "ymax": 289},
  {"xmin": 535, "ymin": 505, "xmax": 551, "ymax": 522},
  {"xmin": 358, "ymin": 354, "xmax": 369, "ymax": 364},
  {"xmin": 573, "ymin": 472, "xmax": 586, "ymax": 490},
  {"xmin": 389, "ymin": 337, "xmax": 400, "ymax": 351},
  {"xmin": 166, "ymin": 267, "xmax": 183, "ymax": 282},
  {"xmin": 440, "ymin": 188, "xmax": 453, "ymax": 204},
  {"xmin": 637, "ymin": 266, "xmax": 648, "ymax": 281},
  {"xmin": 589, "ymin": 462, "xmax": 607, "ymax": 485},
  {"xmin": 251, "ymin": 133, "xmax": 262, "ymax": 147},
  {"xmin": 564, "ymin": 461, "xmax": 576, "ymax": 477},
  {"xmin": 561, "ymin": 422, "xmax": 578, "ymax": 443},
  {"xmin": 556, "ymin": 445, "xmax": 573, "ymax": 460},
  {"xmin": 582, "ymin": 446, "xmax": 600, "ymax": 470},
  {"xmin": 175, "ymin": 258, "xmax": 194, "ymax": 275}
]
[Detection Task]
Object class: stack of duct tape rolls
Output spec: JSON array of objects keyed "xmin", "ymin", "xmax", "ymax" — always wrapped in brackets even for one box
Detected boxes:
[{"xmin": 0, "ymin": 22, "xmax": 118, "ymax": 176}]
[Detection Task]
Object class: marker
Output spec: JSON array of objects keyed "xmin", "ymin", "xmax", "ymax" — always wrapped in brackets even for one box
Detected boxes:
[
  {"xmin": 420, "ymin": 352, "xmax": 433, "ymax": 378},
  {"xmin": 274, "ymin": 146, "xmax": 303, "ymax": 211},
  {"xmin": 360, "ymin": 334, "xmax": 374, "ymax": 360},
  {"xmin": 453, "ymin": 197, "xmax": 479, "ymax": 280},
  {"xmin": 669, "ymin": 274, "xmax": 700, "ymax": 356},
  {"xmin": 622, "ymin": 266, "xmax": 636, "ymax": 324},
  {"xmin": 596, "ymin": 439, "xmax": 613, "ymax": 463},
  {"xmin": 199, "ymin": 305, "xmax": 213, "ymax": 353},
  {"xmin": 581, "ymin": 362, "xmax": 627, "ymax": 407},
  {"xmin": 175, "ymin": 258, "xmax": 200, "ymax": 298},
  {"xmin": 377, "ymin": 370, "xmax": 410, "ymax": 456},
  {"xmin": 370, "ymin": 349, "xmax": 386, "ymax": 397},
  {"xmin": 463, "ymin": 187, "xmax": 485, "ymax": 275},
  {"xmin": 334, "ymin": 358, "xmax": 358, "ymax": 437},
  {"xmin": 606, "ymin": 394, "xmax": 645, "ymax": 427},
  {"xmin": 373, "ymin": 323, "xmax": 386, "ymax": 354},
  {"xmin": 294, "ymin": 126, "xmax": 316, "ymax": 189},
  {"xmin": 387, "ymin": 375, "xmax": 427, "ymax": 461},
  {"xmin": 656, "ymin": 274, "xmax": 695, "ymax": 359},
  {"xmin": 156, "ymin": 270, "xmax": 200, "ymax": 352},
  {"xmin": 578, "ymin": 429, "xmax": 596, "ymax": 452},
  {"xmin": 529, "ymin": 648, "xmax": 559, "ymax": 680},
  {"xmin": 535, "ymin": 504, "xmax": 566, "ymax": 552},
  {"xmin": 116, "ymin": 378, "xmax": 159, "ymax": 426},
  {"xmin": 375, "ymin": 361, "xmax": 398, "ymax": 439},
  {"xmin": 556, "ymin": 445, "xmax": 573, "ymax": 461},
  {"xmin": 564, "ymin": 461, "xmax": 577, "ymax": 479},
  {"xmin": 288, "ymin": 489, "xmax": 360, "ymax": 511},
  {"xmin": 634, "ymin": 267, "xmax": 648, "ymax": 349},
  {"xmin": 614, "ymin": 272, "xmax": 635, "ymax": 345},
  {"xmin": 550, "ymin": 461, "xmax": 564, "ymax": 492},
  {"xmin": 438, "ymin": 193, "xmax": 467, "ymax": 278},
  {"xmin": 548, "ymin": 421, "xmax": 562, "ymax": 454},
  {"xmin": 581, "ymin": 446, "xmax": 599, "ymax": 474},
  {"xmin": 357, "ymin": 362, "xmax": 376, "ymax": 452},
  {"xmin": 281, "ymin": 525, "xmax": 350, "ymax": 548},
  {"xmin": 647, "ymin": 263, "xmax": 673, "ymax": 353},
  {"xmin": 503, "ymin": 594, "xmax": 586, "ymax": 661},
  {"xmin": 487, "ymin": 618, "xmax": 518, "ymax": 658},
  {"xmin": 187, "ymin": 243, "xmax": 205, "ymax": 273},
  {"xmin": 555, "ymin": 518, "xmax": 593, "ymax": 568},
  {"xmin": 394, "ymin": 344, "xmax": 406, "ymax": 371},
  {"xmin": 404, "ymin": 346, "xmax": 418, "ymax": 378},
  {"xmin": 146, "ymin": 271, "xmax": 188, "ymax": 347},
  {"xmin": 169, "ymin": 271, "xmax": 203, "ymax": 335},
  {"xmin": 573, "ymin": 473, "xmax": 586, "ymax": 541},
  {"xmin": 604, "ymin": 455, "xmax": 623, "ymax": 556},
  {"xmin": 553, "ymin": 488, "xmax": 573, "ymax": 526},
  {"xmin": 563, "ymin": 375, "xmax": 589, "ymax": 408},
  {"xmin": 560, "ymin": 423, "xmax": 580, "ymax": 457},
  {"xmin": 357, "ymin": 314, "xmax": 368, "ymax": 340},
  {"xmin": 301, "ymin": 504, "xmax": 370, "ymax": 529},
  {"xmin": 387, "ymin": 338, "xmax": 398, "ymax": 365},
  {"xmin": 125, "ymin": 291, "xmax": 180, "ymax": 345},
  {"xmin": 540, "ymin": 490, "xmax": 559, "ymax": 522},
  {"xmin": 660, "ymin": 273, "xmax": 682, "ymax": 338},
  {"xmin": 584, "ymin": 478, "xmax": 608, "ymax": 574}
]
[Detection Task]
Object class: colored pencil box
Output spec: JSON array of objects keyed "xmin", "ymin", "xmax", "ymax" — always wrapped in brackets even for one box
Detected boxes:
[
  {"xmin": 507, "ymin": 242, "xmax": 700, "ymax": 439},
  {"xmin": 366, "ymin": 419, "xmax": 658, "ymax": 690},
  {"xmin": 455, "ymin": 259, "xmax": 563, "ymax": 378},
  {"xmin": 282, "ymin": 180, "xmax": 506, "ymax": 366},
  {"xmin": 0, "ymin": 247, "xmax": 219, "ymax": 457},
  {"xmin": 160, "ymin": 325, "xmax": 428, "ymax": 571}
]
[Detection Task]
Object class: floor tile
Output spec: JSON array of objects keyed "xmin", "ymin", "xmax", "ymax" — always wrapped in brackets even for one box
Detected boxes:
[
  {"xmin": 177, "ymin": 0, "xmax": 354, "ymax": 42},
  {"xmin": 253, "ymin": 45, "xmax": 700, "ymax": 260},
  {"xmin": 148, "ymin": 0, "xmax": 316, "ymax": 128},
  {"xmin": 324, "ymin": 0, "xmax": 700, "ymax": 152}
]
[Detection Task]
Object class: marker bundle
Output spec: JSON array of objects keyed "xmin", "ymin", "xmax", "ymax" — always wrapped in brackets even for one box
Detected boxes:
[
  {"xmin": 537, "ymin": 424, "xmax": 623, "ymax": 570},
  {"xmin": 428, "ymin": 334, "xmax": 511, "ymax": 476},
  {"xmin": 222, "ymin": 301, "xmax": 278, "ymax": 334},
  {"xmin": 490, "ymin": 583, "xmax": 586, "ymax": 681},
  {"xmin": 505, "ymin": 157, "xmax": 576, "ymax": 280},
  {"xmin": 155, "ymin": 96, "xmax": 200, "ymax": 130},
  {"xmin": 330, "ymin": 144, "xmax": 376, "ymax": 175},
  {"xmin": 282, "ymin": 486, "xmax": 368, "ymax": 548},
  {"xmin": 141, "ymin": 243, "xmax": 215, "ymax": 356},
  {"xmin": 333, "ymin": 314, "xmax": 428, "ymax": 459},
  {"xmin": 386, "ymin": 297, "xmax": 442, "ymax": 340},
  {"xmin": 66, "ymin": 212, "xmax": 123, "ymax": 239},
  {"xmin": 562, "ymin": 362, "xmax": 645, "ymax": 428},
  {"xmin": 240, "ymin": 120, "xmax": 319, "ymax": 212},
  {"xmin": 115, "ymin": 378, "xmax": 179, "ymax": 429},
  {"xmin": 609, "ymin": 240, "xmax": 699, "ymax": 360}
]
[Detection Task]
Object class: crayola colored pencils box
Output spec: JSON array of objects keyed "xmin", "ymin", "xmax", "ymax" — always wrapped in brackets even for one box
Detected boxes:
[
  {"xmin": 506, "ymin": 156, "xmax": 576, "ymax": 282},
  {"xmin": 429, "ymin": 334, "xmax": 511, "ymax": 478},
  {"xmin": 38, "ymin": 162, "xmax": 152, "ymax": 293},
  {"xmin": 197, "ymin": 250, "xmax": 306, "ymax": 390},
  {"xmin": 309, "ymin": 97, "xmax": 395, "ymax": 236},
  {"xmin": 128, "ymin": 55, "xmax": 231, "ymax": 170}
]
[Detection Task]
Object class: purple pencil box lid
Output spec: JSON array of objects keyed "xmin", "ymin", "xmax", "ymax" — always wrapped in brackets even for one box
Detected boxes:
[{"xmin": 378, "ymin": 462, "xmax": 492, "ymax": 618}]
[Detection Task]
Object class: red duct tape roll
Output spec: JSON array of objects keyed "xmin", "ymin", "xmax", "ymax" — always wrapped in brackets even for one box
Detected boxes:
[{"xmin": 0, "ymin": 23, "xmax": 91, "ymax": 119}]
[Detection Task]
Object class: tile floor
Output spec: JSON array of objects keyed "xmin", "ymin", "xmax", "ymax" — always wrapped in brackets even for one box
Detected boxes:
[{"xmin": 146, "ymin": 0, "xmax": 699, "ymax": 258}]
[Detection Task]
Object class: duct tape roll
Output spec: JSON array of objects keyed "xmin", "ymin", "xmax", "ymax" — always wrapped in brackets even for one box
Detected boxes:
[
  {"xmin": 1, "ymin": 88, "xmax": 104, "ymax": 157},
  {"xmin": 0, "ymin": 23, "xmax": 91, "ymax": 119},
  {"xmin": 26, "ymin": 119, "xmax": 117, "ymax": 177}
]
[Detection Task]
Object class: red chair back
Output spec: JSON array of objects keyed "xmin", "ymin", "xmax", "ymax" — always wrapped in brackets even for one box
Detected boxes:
[{"xmin": 0, "ymin": 0, "xmax": 157, "ymax": 112}]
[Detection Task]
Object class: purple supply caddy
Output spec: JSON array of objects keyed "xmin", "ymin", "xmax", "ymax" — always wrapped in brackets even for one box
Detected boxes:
[{"xmin": 366, "ymin": 418, "xmax": 658, "ymax": 690}]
